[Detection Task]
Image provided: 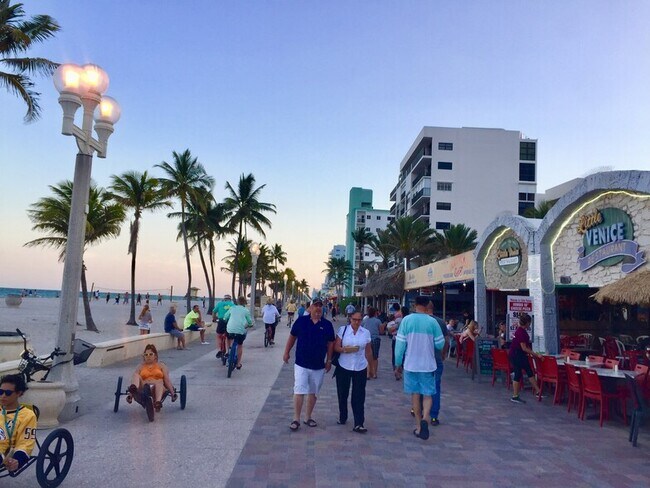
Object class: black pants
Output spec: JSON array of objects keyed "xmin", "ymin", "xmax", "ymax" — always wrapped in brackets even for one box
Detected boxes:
[{"xmin": 335, "ymin": 366, "xmax": 367, "ymax": 427}]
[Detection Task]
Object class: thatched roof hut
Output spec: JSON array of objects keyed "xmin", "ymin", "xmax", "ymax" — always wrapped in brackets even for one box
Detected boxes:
[
  {"xmin": 362, "ymin": 267, "xmax": 404, "ymax": 297},
  {"xmin": 591, "ymin": 269, "xmax": 650, "ymax": 305}
]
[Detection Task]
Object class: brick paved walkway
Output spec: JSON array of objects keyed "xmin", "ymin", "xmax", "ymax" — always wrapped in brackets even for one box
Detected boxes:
[{"xmin": 226, "ymin": 336, "xmax": 650, "ymax": 488}]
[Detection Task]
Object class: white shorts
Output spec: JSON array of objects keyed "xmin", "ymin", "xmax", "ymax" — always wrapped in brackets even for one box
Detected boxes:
[{"xmin": 293, "ymin": 364, "xmax": 325, "ymax": 395}]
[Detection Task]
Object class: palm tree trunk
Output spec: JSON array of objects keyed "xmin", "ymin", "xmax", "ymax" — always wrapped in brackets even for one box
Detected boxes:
[
  {"xmin": 180, "ymin": 200, "xmax": 192, "ymax": 313},
  {"xmin": 127, "ymin": 218, "xmax": 139, "ymax": 325},
  {"xmin": 197, "ymin": 240, "xmax": 212, "ymax": 310},
  {"xmin": 80, "ymin": 263, "xmax": 98, "ymax": 332},
  {"xmin": 208, "ymin": 239, "xmax": 216, "ymax": 312}
]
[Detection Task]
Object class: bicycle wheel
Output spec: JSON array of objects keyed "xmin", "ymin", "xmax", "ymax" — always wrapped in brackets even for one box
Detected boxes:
[
  {"xmin": 113, "ymin": 376, "xmax": 122, "ymax": 413},
  {"xmin": 264, "ymin": 328, "xmax": 269, "ymax": 348},
  {"xmin": 143, "ymin": 384, "xmax": 155, "ymax": 422},
  {"xmin": 35, "ymin": 428, "xmax": 74, "ymax": 488},
  {"xmin": 180, "ymin": 375, "xmax": 187, "ymax": 410},
  {"xmin": 227, "ymin": 346, "xmax": 236, "ymax": 378}
]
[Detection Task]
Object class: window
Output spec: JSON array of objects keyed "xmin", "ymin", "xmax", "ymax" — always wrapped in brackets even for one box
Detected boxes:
[
  {"xmin": 365, "ymin": 252, "xmax": 369, "ymax": 257},
  {"xmin": 436, "ymin": 202, "xmax": 451, "ymax": 211},
  {"xmin": 518, "ymin": 202, "xmax": 534, "ymax": 215},
  {"xmin": 527, "ymin": 193, "xmax": 536, "ymax": 201},
  {"xmin": 376, "ymin": 215, "xmax": 381, "ymax": 220},
  {"xmin": 438, "ymin": 161, "xmax": 453, "ymax": 170},
  {"xmin": 437, "ymin": 182, "xmax": 452, "ymax": 191},
  {"xmin": 435, "ymin": 222, "xmax": 451, "ymax": 230},
  {"xmin": 387, "ymin": 216, "xmax": 394, "ymax": 221},
  {"xmin": 438, "ymin": 142, "xmax": 453, "ymax": 151},
  {"xmin": 365, "ymin": 227, "xmax": 370, "ymax": 231},
  {"xmin": 518, "ymin": 193, "xmax": 535, "ymax": 202},
  {"xmin": 520, "ymin": 141, "xmax": 536, "ymax": 161},
  {"xmin": 519, "ymin": 163, "xmax": 536, "ymax": 182}
]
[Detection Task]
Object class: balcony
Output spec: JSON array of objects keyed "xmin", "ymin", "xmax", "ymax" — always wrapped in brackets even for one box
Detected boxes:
[
  {"xmin": 412, "ymin": 173, "xmax": 431, "ymax": 190},
  {"xmin": 410, "ymin": 187, "xmax": 431, "ymax": 206},
  {"xmin": 414, "ymin": 213, "xmax": 430, "ymax": 224}
]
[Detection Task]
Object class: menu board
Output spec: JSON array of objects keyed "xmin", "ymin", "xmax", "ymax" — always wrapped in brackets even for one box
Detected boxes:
[{"xmin": 476, "ymin": 338, "xmax": 499, "ymax": 376}]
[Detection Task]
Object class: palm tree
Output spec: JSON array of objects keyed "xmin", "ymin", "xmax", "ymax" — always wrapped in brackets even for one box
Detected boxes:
[
  {"xmin": 369, "ymin": 228, "xmax": 395, "ymax": 269},
  {"xmin": 222, "ymin": 236, "xmax": 252, "ymax": 297},
  {"xmin": 204, "ymin": 199, "xmax": 233, "ymax": 310},
  {"xmin": 431, "ymin": 223, "xmax": 478, "ymax": 258},
  {"xmin": 297, "ymin": 279, "xmax": 309, "ymax": 301},
  {"xmin": 523, "ymin": 199, "xmax": 557, "ymax": 219},
  {"xmin": 351, "ymin": 227, "xmax": 374, "ymax": 293},
  {"xmin": 385, "ymin": 216, "xmax": 436, "ymax": 269},
  {"xmin": 155, "ymin": 149, "xmax": 214, "ymax": 312},
  {"xmin": 323, "ymin": 257, "xmax": 352, "ymax": 299},
  {"xmin": 108, "ymin": 171, "xmax": 171, "ymax": 325},
  {"xmin": 270, "ymin": 243, "xmax": 287, "ymax": 299},
  {"xmin": 223, "ymin": 173, "xmax": 276, "ymax": 297},
  {"xmin": 1, "ymin": 1, "xmax": 60, "ymax": 122},
  {"xmin": 25, "ymin": 180, "xmax": 125, "ymax": 331}
]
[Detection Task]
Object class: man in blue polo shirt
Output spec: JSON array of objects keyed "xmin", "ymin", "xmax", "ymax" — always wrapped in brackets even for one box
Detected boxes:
[{"xmin": 283, "ymin": 298, "xmax": 335, "ymax": 431}]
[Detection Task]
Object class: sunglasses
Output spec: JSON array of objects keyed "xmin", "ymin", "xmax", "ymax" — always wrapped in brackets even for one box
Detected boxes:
[
  {"xmin": 143, "ymin": 352, "xmax": 155, "ymax": 357},
  {"xmin": 0, "ymin": 389, "xmax": 17, "ymax": 396}
]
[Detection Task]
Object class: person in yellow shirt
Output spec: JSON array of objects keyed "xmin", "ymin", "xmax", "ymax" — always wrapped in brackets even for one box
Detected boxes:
[
  {"xmin": 286, "ymin": 299, "xmax": 297, "ymax": 327},
  {"xmin": 1, "ymin": 374, "xmax": 37, "ymax": 472}
]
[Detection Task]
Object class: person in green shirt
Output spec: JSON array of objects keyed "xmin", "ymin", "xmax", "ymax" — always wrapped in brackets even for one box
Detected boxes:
[
  {"xmin": 224, "ymin": 296, "xmax": 254, "ymax": 369},
  {"xmin": 212, "ymin": 294, "xmax": 235, "ymax": 358},
  {"xmin": 184, "ymin": 304, "xmax": 208, "ymax": 344}
]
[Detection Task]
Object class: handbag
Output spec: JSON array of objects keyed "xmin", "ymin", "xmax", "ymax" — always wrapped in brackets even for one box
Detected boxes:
[{"xmin": 331, "ymin": 325, "xmax": 348, "ymax": 367}]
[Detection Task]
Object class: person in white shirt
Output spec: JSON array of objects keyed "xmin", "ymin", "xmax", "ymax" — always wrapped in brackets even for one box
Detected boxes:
[
  {"xmin": 261, "ymin": 298, "xmax": 281, "ymax": 346},
  {"xmin": 333, "ymin": 311, "xmax": 372, "ymax": 433}
]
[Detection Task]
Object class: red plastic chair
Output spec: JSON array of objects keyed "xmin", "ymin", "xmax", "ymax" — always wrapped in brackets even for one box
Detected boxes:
[
  {"xmin": 569, "ymin": 352, "xmax": 581, "ymax": 361},
  {"xmin": 623, "ymin": 350, "xmax": 642, "ymax": 370},
  {"xmin": 605, "ymin": 358, "xmax": 621, "ymax": 370},
  {"xmin": 565, "ymin": 363, "xmax": 583, "ymax": 416},
  {"xmin": 579, "ymin": 368, "xmax": 627, "ymax": 427},
  {"xmin": 538, "ymin": 356, "xmax": 567, "ymax": 404},
  {"xmin": 587, "ymin": 355, "xmax": 605, "ymax": 365},
  {"xmin": 463, "ymin": 339, "xmax": 475, "ymax": 373},
  {"xmin": 561, "ymin": 348, "xmax": 573, "ymax": 357},
  {"xmin": 491, "ymin": 348, "xmax": 511, "ymax": 389},
  {"xmin": 634, "ymin": 364, "xmax": 650, "ymax": 401}
]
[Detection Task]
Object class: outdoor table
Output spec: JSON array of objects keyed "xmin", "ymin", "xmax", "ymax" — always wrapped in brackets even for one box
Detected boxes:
[{"xmin": 567, "ymin": 348, "xmax": 600, "ymax": 360}]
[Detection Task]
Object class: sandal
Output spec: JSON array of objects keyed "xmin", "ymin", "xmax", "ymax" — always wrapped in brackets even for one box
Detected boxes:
[
  {"xmin": 236, "ymin": 364, "xmax": 242, "ymax": 370},
  {"xmin": 171, "ymin": 393, "xmax": 178, "ymax": 402},
  {"xmin": 303, "ymin": 418, "xmax": 317, "ymax": 427},
  {"xmin": 154, "ymin": 401, "xmax": 162, "ymax": 412},
  {"xmin": 126, "ymin": 394, "xmax": 133, "ymax": 404},
  {"xmin": 289, "ymin": 420, "xmax": 300, "ymax": 431},
  {"xmin": 418, "ymin": 420, "xmax": 430, "ymax": 440}
]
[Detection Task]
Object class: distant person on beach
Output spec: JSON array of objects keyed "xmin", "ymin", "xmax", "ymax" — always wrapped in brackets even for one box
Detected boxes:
[
  {"xmin": 126, "ymin": 344, "xmax": 175, "ymax": 412},
  {"xmin": 115, "ymin": 293, "xmax": 120, "ymax": 304},
  {"xmin": 157, "ymin": 293, "xmax": 162, "ymax": 305},
  {"xmin": 213, "ymin": 294, "xmax": 234, "ymax": 359},
  {"xmin": 137, "ymin": 293, "xmax": 142, "ymax": 305},
  {"xmin": 124, "ymin": 291, "xmax": 129, "ymax": 304},
  {"xmin": 164, "ymin": 305, "xmax": 186, "ymax": 350},
  {"xmin": 184, "ymin": 304, "xmax": 207, "ymax": 344},
  {"xmin": 283, "ymin": 298, "xmax": 335, "ymax": 431},
  {"xmin": 145, "ymin": 292, "xmax": 150, "ymax": 302},
  {"xmin": 0, "ymin": 374, "xmax": 37, "ymax": 472},
  {"xmin": 138, "ymin": 304, "xmax": 153, "ymax": 335},
  {"xmin": 106, "ymin": 292, "xmax": 111, "ymax": 304},
  {"xmin": 95, "ymin": 290, "xmax": 99, "ymax": 300}
]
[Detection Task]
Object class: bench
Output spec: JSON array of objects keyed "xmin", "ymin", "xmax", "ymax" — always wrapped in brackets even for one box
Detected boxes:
[{"xmin": 85, "ymin": 330, "xmax": 202, "ymax": 367}]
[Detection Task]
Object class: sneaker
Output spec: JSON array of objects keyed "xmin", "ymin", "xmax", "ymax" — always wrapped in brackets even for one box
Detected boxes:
[
  {"xmin": 201, "ymin": 341, "xmax": 210, "ymax": 345},
  {"xmin": 510, "ymin": 396, "xmax": 526, "ymax": 404},
  {"xmin": 431, "ymin": 418, "xmax": 440, "ymax": 426},
  {"xmin": 216, "ymin": 351, "xmax": 223, "ymax": 359}
]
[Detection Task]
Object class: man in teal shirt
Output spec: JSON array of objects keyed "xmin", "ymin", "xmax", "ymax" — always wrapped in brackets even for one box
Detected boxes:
[
  {"xmin": 224, "ymin": 296, "xmax": 253, "ymax": 369},
  {"xmin": 213, "ymin": 294, "xmax": 235, "ymax": 358}
]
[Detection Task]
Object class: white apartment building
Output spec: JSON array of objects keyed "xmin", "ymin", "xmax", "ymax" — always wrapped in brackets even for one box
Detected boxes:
[
  {"xmin": 329, "ymin": 245, "xmax": 346, "ymax": 260},
  {"xmin": 390, "ymin": 127, "xmax": 538, "ymax": 236}
]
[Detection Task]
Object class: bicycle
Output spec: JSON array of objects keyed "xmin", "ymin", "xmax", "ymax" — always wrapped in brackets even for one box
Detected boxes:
[
  {"xmin": 264, "ymin": 326, "xmax": 271, "ymax": 348},
  {"xmin": 223, "ymin": 343, "xmax": 238, "ymax": 378},
  {"xmin": 16, "ymin": 328, "xmax": 66, "ymax": 383},
  {"xmin": 287, "ymin": 313, "xmax": 294, "ymax": 327}
]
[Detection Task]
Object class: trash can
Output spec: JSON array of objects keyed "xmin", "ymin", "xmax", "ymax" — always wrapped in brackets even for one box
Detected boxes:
[{"xmin": 73, "ymin": 338, "xmax": 95, "ymax": 365}]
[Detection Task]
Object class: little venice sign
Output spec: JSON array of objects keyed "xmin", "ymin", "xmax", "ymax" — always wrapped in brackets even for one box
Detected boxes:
[{"xmin": 576, "ymin": 207, "xmax": 646, "ymax": 274}]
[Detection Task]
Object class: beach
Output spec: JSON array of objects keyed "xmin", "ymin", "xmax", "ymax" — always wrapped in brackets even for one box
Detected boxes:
[{"xmin": 0, "ymin": 297, "xmax": 211, "ymax": 355}]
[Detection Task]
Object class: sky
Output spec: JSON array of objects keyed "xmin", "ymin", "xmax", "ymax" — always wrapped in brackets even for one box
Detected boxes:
[{"xmin": 2, "ymin": 0, "xmax": 650, "ymax": 296}]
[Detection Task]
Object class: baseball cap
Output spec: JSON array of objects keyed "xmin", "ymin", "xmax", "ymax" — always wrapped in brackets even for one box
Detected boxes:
[{"xmin": 312, "ymin": 298, "xmax": 323, "ymax": 306}]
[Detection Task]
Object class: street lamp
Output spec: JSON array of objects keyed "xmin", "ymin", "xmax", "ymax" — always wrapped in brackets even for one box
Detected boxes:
[
  {"xmin": 282, "ymin": 272, "xmax": 288, "ymax": 308},
  {"xmin": 51, "ymin": 63, "xmax": 121, "ymax": 420},
  {"xmin": 364, "ymin": 268, "xmax": 370, "ymax": 312},
  {"xmin": 249, "ymin": 242, "xmax": 261, "ymax": 321}
]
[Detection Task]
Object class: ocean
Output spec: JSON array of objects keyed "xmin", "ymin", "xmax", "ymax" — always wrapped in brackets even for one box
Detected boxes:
[{"xmin": 0, "ymin": 287, "xmax": 211, "ymax": 302}]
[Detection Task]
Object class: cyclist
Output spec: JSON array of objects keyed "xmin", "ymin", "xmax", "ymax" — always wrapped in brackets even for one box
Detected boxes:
[
  {"xmin": 223, "ymin": 296, "xmax": 253, "ymax": 369},
  {"xmin": 213, "ymin": 294, "xmax": 234, "ymax": 358},
  {"xmin": 262, "ymin": 298, "xmax": 280, "ymax": 346},
  {"xmin": 0, "ymin": 374, "xmax": 37, "ymax": 472},
  {"xmin": 126, "ymin": 344, "xmax": 176, "ymax": 412},
  {"xmin": 286, "ymin": 299, "xmax": 297, "ymax": 327}
]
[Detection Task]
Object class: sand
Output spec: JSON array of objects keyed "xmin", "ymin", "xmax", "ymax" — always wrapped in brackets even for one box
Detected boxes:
[{"xmin": 0, "ymin": 297, "xmax": 207, "ymax": 355}]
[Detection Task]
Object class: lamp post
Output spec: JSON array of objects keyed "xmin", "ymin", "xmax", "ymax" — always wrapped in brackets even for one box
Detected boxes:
[
  {"xmin": 373, "ymin": 263, "xmax": 379, "ymax": 308},
  {"xmin": 51, "ymin": 63, "xmax": 120, "ymax": 420},
  {"xmin": 364, "ymin": 268, "xmax": 370, "ymax": 313},
  {"xmin": 249, "ymin": 242, "xmax": 261, "ymax": 321},
  {"xmin": 282, "ymin": 272, "xmax": 288, "ymax": 308}
]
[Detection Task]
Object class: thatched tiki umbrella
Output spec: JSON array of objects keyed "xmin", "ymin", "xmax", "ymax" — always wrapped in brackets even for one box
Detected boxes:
[
  {"xmin": 362, "ymin": 267, "xmax": 404, "ymax": 310},
  {"xmin": 592, "ymin": 269, "xmax": 650, "ymax": 305}
]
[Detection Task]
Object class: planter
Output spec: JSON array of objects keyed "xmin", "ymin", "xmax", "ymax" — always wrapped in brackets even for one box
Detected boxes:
[
  {"xmin": 5, "ymin": 294, "xmax": 22, "ymax": 308},
  {"xmin": 0, "ymin": 332, "xmax": 26, "ymax": 363},
  {"xmin": 21, "ymin": 381, "xmax": 66, "ymax": 429}
]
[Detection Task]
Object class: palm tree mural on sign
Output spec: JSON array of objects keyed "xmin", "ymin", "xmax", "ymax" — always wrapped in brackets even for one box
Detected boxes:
[
  {"xmin": 0, "ymin": 0, "xmax": 61, "ymax": 122},
  {"xmin": 156, "ymin": 149, "xmax": 214, "ymax": 312},
  {"xmin": 25, "ymin": 180, "xmax": 125, "ymax": 331},
  {"xmin": 223, "ymin": 173, "xmax": 276, "ymax": 298},
  {"xmin": 108, "ymin": 171, "xmax": 171, "ymax": 325}
]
